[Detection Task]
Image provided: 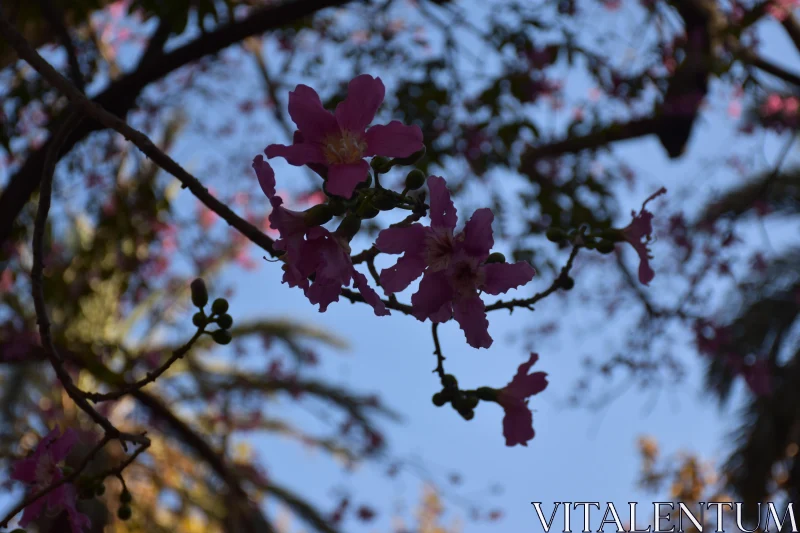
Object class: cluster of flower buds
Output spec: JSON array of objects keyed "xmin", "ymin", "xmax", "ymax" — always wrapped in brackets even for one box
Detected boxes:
[{"xmin": 190, "ymin": 278, "xmax": 234, "ymax": 345}]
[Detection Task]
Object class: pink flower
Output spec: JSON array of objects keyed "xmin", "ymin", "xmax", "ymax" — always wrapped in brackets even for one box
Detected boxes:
[
  {"xmin": 621, "ymin": 187, "xmax": 667, "ymax": 286},
  {"xmin": 253, "ymin": 156, "xmax": 388, "ymax": 316},
  {"xmin": 497, "ymin": 353, "xmax": 548, "ymax": 447},
  {"xmin": 11, "ymin": 427, "xmax": 91, "ymax": 532},
  {"xmin": 376, "ymin": 176, "xmax": 535, "ymax": 348},
  {"xmin": 264, "ymin": 74, "xmax": 423, "ymax": 199}
]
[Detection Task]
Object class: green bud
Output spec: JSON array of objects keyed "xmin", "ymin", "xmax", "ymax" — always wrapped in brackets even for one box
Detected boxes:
[
  {"xmin": 328, "ymin": 199, "xmax": 347, "ymax": 217},
  {"xmin": 459, "ymin": 408, "xmax": 475, "ymax": 421},
  {"xmin": 356, "ymin": 200, "xmax": 380, "ymax": 219},
  {"xmin": 595, "ymin": 240, "xmax": 616, "ymax": 254},
  {"xmin": 372, "ymin": 192, "xmax": 396, "ymax": 211},
  {"xmin": 476, "ymin": 387, "xmax": 497, "ymax": 401},
  {"xmin": 336, "ymin": 214, "xmax": 362, "ymax": 241},
  {"xmin": 355, "ymin": 173, "xmax": 373, "ymax": 191},
  {"xmin": 485, "ymin": 252, "xmax": 506, "ymax": 264},
  {"xmin": 211, "ymin": 298, "xmax": 229, "ymax": 315},
  {"xmin": 10, "ymin": 529, "xmax": 27, "ymax": 533},
  {"xmin": 95, "ymin": 483, "xmax": 106, "ymax": 496},
  {"xmin": 451, "ymin": 394, "xmax": 467, "ymax": 411},
  {"xmin": 545, "ymin": 228, "xmax": 566, "ymax": 243},
  {"xmin": 190, "ymin": 279, "xmax": 208, "ymax": 308},
  {"xmin": 117, "ymin": 505, "xmax": 132, "ymax": 521},
  {"xmin": 393, "ymin": 145, "xmax": 426, "ymax": 166},
  {"xmin": 432, "ymin": 392, "xmax": 447, "ymax": 407},
  {"xmin": 212, "ymin": 329, "xmax": 232, "ymax": 345},
  {"xmin": 583, "ymin": 239, "xmax": 597, "ymax": 250},
  {"xmin": 442, "ymin": 374, "xmax": 457, "ymax": 389},
  {"xmin": 404, "ymin": 169, "xmax": 426, "ymax": 190},
  {"xmin": 465, "ymin": 395, "xmax": 479, "ymax": 409},
  {"xmin": 192, "ymin": 312, "xmax": 206, "ymax": 328},
  {"xmin": 370, "ymin": 156, "xmax": 392, "ymax": 173},
  {"xmin": 120, "ymin": 489, "xmax": 132, "ymax": 504},
  {"xmin": 302, "ymin": 204, "xmax": 334, "ymax": 227},
  {"xmin": 217, "ymin": 314, "xmax": 233, "ymax": 330},
  {"xmin": 560, "ymin": 276, "xmax": 575, "ymax": 290}
]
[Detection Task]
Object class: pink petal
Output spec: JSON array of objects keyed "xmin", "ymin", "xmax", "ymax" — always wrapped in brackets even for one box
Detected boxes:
[
  {"xmin": 335, "ymin": 75, "xmax": 385, "ymax": 133},
  {"xmin": 481, "ymin": 262, "xmax": 536, "ymax": 295},
  {"xmin": 636, "ymin": 250, "xmax": 655, "ymax": 285},
  {"xmin": 411, "ymin": 271, "xmax": 454, "ymax": 322},
  {"xmin": 427, "ymin": 176, "xmax": 457, "ymax": 230},
  {"xmin": 265, "ymin": 142, "xmax": 326, "ymax": 167},
  {"xmin": 353, "ymin": 270, "xmax": 390, "ymax": 316},
  {"xmin": 502, "ymin": 403, "xmax": 535, "ymax": 447},
  {"xmin": 375, "ymin": 224, "xmax": 427, "ymax": 254},
  {"xmin": 453, "ymin": 294, "xmax": 493, "ymax": 349},
  {"xmin": 380, "ymin": 253, "xmax": 427, "ymax": 293},
  {"xmin": 18, "ymin": 497, "xmax": 45, "ymax": 527},
  {"xmin": 461, "ymin": 208, "xmax": 494, "ymax": 260},
  {"xmin": 11, "ymin": 457, "xmax": 37, "ymax": 482},
  {"xmin": 49, "ymin": 428, "xmax": 78, "ymax": 462},
  {"xmin": 287, "ymin": 85, "xmax": 338, "ymax": 141},
  {"xmin": 364, "ymin": 121, "xmax": 424, "ymax": 158},
  {"xmin": 326, "ymin": 161, "xmax": 371, "ymax": 198},
  {"xmin": 253, "ymin": 155, "xmax": 276, "ymax": 199},
  {"xmin": 305, "ymin": 279, "xmax": 342, "ymax": 312},
  {"xmin": 506, "ymin": 353, "xmax": 549, "ymax": 399}
]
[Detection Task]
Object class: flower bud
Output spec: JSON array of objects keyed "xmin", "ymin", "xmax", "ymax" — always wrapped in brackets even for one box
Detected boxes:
[
  {"xmin": 393, "ymin": 145, "xmax": 426, "ymax": 166},
  {"xmin": 10, "ymin": 529, "xmax": 27, "ymax": 533},
  {"xmin": 120, "ymin": 489, "xmax": 132, "ymax": 504},
  {"xmin": 192, "ymin": 312, "xmax": 205, "ymax": 327},
  {"xmin": 370, "ymin": 156, "xmax": 392, "ymax": 173},
  {"xmin": 356, "ymin": 200, "xmax": 380, "ymax": 219},
  {"xmin": 432, "ymin": 392, "xmax": 447, "ymax": 406},
  {"xmin": 336, "ymin": 214, "xmax": 362, "ymax": 241},
  {"xmin": 212, "ymin": 329, "xmax": 232, "ymax": 345},
  {"xmin": 442, "ymin": 374, "xmax": 458, "ymax": 389},
  {"xmin": 117, "ymin": 506, "xmax": 132, "ymax": 521},
  {"xmin": 211, "ymin": 298, "xmax": 229, "ymax": 315},
  {"xmin": 217, "ymin": 314, "xmax": 233, "ymax": 330},
  {"xmin": 303, "ymin": 204, "xmax": 334, "ymax": 227},
  {"xmin": 355, "ymin": 173, "xmax": 373, "ymax": 191},
  {"xmin": 560, "ymin": 275, "xmax": 575, "ymax": 290},
  {"xmin": 372, "ymin": 192, "xmax": 396, "ymax": 211},
  {"xmin": 190, "ymin": 278, "xmax": 208, "ymax": 308},
  {"xmin": 405, "ymin": 169, "xmax": 426, "ymax": 190},
  {"xmin": 595, "ymin": 240, "xmax": 615, "ymax": 254},
  {"xmin": 459, "ymin": 408, "xmax": 475, "ymax": 420},
  {"xmin": 485, "ymin": 252, "xmax": 506, "ymax": 264},
  {"xmin": 465, "ymin": 395, "xmax": 479, "ymax": 409},
  {"xmin": 328, "ymin": 199, "xmax": 347, "ymax": 217},
  {"xmin": 545, "ymin": 228, "xmax": 567, "ymax": 243}
]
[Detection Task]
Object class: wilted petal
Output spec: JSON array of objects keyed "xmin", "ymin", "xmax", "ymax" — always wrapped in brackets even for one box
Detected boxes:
[
  {"xmin": 453, "ymin": 294, "xmax": 492, "ymax": 349},
  {"xmin": 335, "ymin": 75, "xmax": 385, "ymax": 133},
  {"xmin": 411, "ymin": 271, "xmax": 454, "ymax": 321},
  {"xmin": 364, "ymin": 121, "xmax": 423, "ymax": 158},
  {"xmin": 380, "ymin": 253, "xmax": 427, "ymax": 294},
  {"xmin": 327, "ymin": 161, "xmax": 370, "ymax": 198},
  {"xmin": 481, "ymin": 262, "xmax": 536, "ymax": 295},
  {"xmin": 427, "ymin": 176, "xmax": 457, "ymax": 230},
  {"xmin": 253, "ymin": 155, "xmax": 276, "ymax": 199},
  {"xmin": 287, "ymin": 85, "xmax": 338, "ymax": 141},
  {"xmin": 461, "ymin": 208, "xmax": 494, "ymax": 259},
  {"xmin": 353, "ymin": 270, "xmax": 390, "ymax": 316},
  {"xmin": 265, "ymin": 142, "xmax": 326, "ymax": 167}
]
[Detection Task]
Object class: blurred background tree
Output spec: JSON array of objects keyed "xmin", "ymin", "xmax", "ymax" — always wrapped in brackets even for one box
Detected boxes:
[{"xmin": 1, "ymin": 0, "xmax": 799, "ymax": 531}]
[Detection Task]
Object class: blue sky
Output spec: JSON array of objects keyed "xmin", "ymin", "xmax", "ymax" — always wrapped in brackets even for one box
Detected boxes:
[{"xmin": 3, "ymin": 2, "xmax": 800, "ymax": 532}]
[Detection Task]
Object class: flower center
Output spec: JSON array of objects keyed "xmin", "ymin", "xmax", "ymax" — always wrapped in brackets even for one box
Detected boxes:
[
  {"xmin": 323, "ymin": 130, "xmax": 367, "ymax": 165},
  {"xmin": 424, "ymin": 229, "xmax": 455, "ymax": 272},
  {"xmin": 448, "ymin": 256, "xmax": 483, "ymax": 296}
]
